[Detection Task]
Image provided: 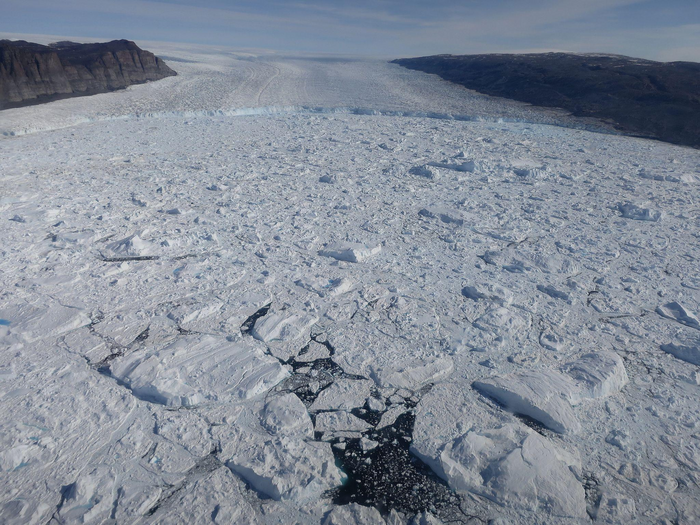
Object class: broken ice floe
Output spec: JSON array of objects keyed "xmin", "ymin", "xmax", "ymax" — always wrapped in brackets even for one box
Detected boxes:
[
  {"xmin": 250, "ymin": 308, "xmax": 319, "ymax": 360},
  {"xmin": 322, "ymin": 503, "xmax": 385, "ymax": 524},
  {"xmin": 441, "ymin": 425, "xmax": 586, "ymax": 518},
  {"xmin": 92, "ymin": 310, "xmax": 151, "ymax": 347},
  {"xmin": 564, "ymin": 351, "xmax": 630, "ymax": 403},
  {"xmin": 147, "ymin": 467, "xmax": 259, "ymax": 524},
  {"xmin": 409, "ymin": 165, "xmax": 438, "ymax": 180},
  {"xmin": 110, "ymin": 334, "xmax": 287, "ymax": 406},
  {"xmin": 429, "ymin": 159, "xmax": 479, "ymax": 173},
  {"xmin": 315, "ymin": 411, "xmax": 371, "ymax": 435},
  {"xmin": 510, "ymin": 158, "xmax": 549, "ymax": 180},
  {"xmin": 319, "ymin": 242, "xmax": 381, "ymax": 263},
  {"xmin": 474, "ymin": 351, "xmax": 628, "ymax": 433},
  {"xmin": 474, "ymin": 370, "xmax": 582, "ymax": 434},
  {"xmin": 657, "ymin": 301, "xmax": 700, "ymax": 330},
  {"xmin": 251, "ymin": 310, "xmax": 318, "ymax": 343},
  {"xmin": 410, "ymin": 382, "xmax": 586, "ymax": 519},
  {"xmin": 295, "ymin": 275, "xmax": 354, "ymax": 298},
  {"xmin": 370, "ymin": 357, "xmax": 453, "ymax": 390},
  {"xmin": 310, "ymin": 378, "xmax": 373, "ymax": 411},
  {"xmin": 661, "ymin": 328, "xmax": 700, "ymax": 366},
  {"xmin": 221, "ymin": 425, "xmax": 342, "ymax": 503},
  {"xmin": 0, "ymin": 302, "xmax": 90, "ymax": 344},
  {"xmin": 261, "ymin": 393, "xmax": 314, "ymax": 437},
  {"xmin": 106, "ymin": 232, "xmax": 155, "ymax": 256},
  {"xmin": 418, "ymin": 206, "xmax": 465, "ymax": 226},
  {"xmin": 461, "ymin": 282, "xmax": 514, "ymax": 306},
  {"xmin": 618, "ymin": 202, "xmax": 663, "ymax": 222}
]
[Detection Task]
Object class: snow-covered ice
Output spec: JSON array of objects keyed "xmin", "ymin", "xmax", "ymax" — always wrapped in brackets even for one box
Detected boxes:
[{"xmin": 1, "ymin": 40, "xmax": 700, "ymax": 524}]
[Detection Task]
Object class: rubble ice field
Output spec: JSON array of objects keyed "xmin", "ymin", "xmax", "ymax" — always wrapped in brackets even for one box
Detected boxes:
[{"xmin": 1, "ymin": 42, "xmax": 700, "ymax": 525}]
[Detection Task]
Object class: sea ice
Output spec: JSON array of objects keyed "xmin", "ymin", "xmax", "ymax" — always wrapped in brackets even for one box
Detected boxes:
[
  {"xmin": 657, "ymin": 301, "xmax": 700, "ymax": 330},
  {"xmin": 440, "ymin": 425, "xmax": 586, "ymax": 518},
  {"xmin": 473, "ymin": 370, "xmax": 582, "ymax": 434},
  {"xmin": 618, "ymin": 202, "xmax": 663, "ymax": 222},
  {"xmin": 223, "ymin": 427, "xmax": 342, "ymax": 503},
  {"xmin": 110, "ymin": 334, "xmax": 287, "ymax": 406},
  {"xmin": 319, "ymin": 242, "xmax": 382, "ymax": 263},
  {"xmin": 261, "ymin": 393, "xmax": 313, "ymax": 437}
]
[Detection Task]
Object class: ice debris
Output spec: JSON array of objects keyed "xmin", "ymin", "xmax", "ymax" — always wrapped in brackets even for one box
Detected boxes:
[
  {"xmin": 441, "ymin": 425, "xmax": 586, "ymax": 518},
  {"xmin": 106, "ymin": 232, "xmax": 154, "ymax": 256},
  {"xmin": 474, "ymin": 351, "xmax": 628, "ymax": 433},
  {"xmin": 657, "ymin": 301, "xmax": 700, "ymax": 330},
  {"xmin": 319, "ymin": 242, "xmax": 381, "ymax": 263},
  {"xmin": 223, "ymin": 427, "xmax": 342, "ymax": 503},
  {"xmin": 261, "ymin": 393, "xmax": 313, "ymax": 437},
  {"xmin": 618, "ymin": 202, "xmax": 663, "ymax": 222},
  {"xmin": 110, "ymin": 335, "xmax": 287, "ymax": 406}
]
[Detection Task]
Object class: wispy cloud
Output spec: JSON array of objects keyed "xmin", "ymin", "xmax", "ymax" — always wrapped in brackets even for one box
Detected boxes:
[{"xmin": 1, "ymin": 0, "xmax": 696, "ymax": 60}]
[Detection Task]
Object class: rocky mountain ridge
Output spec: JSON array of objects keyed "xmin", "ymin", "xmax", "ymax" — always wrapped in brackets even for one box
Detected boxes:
[
  {"xmin": 393, "ymin": 53, "xmax": 700, "ymax": 148},
  {"xmin": 0, "ymin": 39, "xmax": 176, "ymax": 109}
]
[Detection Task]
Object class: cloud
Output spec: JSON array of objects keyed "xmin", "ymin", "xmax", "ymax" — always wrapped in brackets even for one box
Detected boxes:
[{"xmin": 0, "ymin": 0, "xmax": 695, "ymax": 60}]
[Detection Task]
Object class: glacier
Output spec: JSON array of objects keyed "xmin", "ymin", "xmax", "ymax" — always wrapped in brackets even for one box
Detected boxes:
[{"xmin": 1, "ymin": 41, "xmax": 699, "ymax": 524}]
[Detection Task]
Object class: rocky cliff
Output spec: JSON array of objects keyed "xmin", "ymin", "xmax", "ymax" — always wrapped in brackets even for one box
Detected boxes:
[
  {"xmin": 0, "ymin": 39, "xmax": 176, "ymax": 109},
  {"xmin": 393, "ymin": 53, "xmax": 700, "ymax": 148}
]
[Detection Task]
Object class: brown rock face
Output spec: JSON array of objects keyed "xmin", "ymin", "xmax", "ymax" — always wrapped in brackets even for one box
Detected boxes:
[
  {"xmin": 0, "ymin": 39, "xmax": 177, "ymax": 109},
  {"xmin": 392, "ymin": 53, "xmax": 700, "ymax": 149}
]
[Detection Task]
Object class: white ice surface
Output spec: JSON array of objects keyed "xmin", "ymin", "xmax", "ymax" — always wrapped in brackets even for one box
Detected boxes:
[{"xmin": 1, "ymin": 40, "xmax": 700, "ymax": 524}]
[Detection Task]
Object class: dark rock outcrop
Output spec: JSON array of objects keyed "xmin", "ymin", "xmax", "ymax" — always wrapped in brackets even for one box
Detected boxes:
[
  {"xmin": 392, "ymin": 53, "xmax": 700, "ymax": 148},
  {"xmin": 0, "ymin": 39, "xmax": 176, "ymax": 109}
]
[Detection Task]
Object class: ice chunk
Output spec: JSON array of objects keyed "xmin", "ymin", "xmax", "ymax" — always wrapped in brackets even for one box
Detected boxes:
[
  {"xmin": 371, "ymin": 356, "xmax": 453, "ymax": 390},
  {"xmin": 360, "ymin": 437, "xmax": 378, "ymax": 451},
  {"xmin": 154, "ymin": 411, "xmax": 214, "ymax": 457},
  {"xmin": 106, "ymin": 232, "xmax": 154, "ymax": 256},
  {"xmin": 473, "ymin": 307, "xmax": 529, "ymax": 333},
  {"xmin": 473, "ymin": 370, "xmax": 581, "ymax": 434},
  {"xmin": 564, "ymin": 351, "xmax": 628, "ymax": 403},
  {"xmin": 410, "ymin": 511, "xmax": 444, "ymax": 525},
  {"xmin": 418, "ymin": 207, "xmax": 465, "ymax": 226},
  {"xmin": 167, "ymin": 299, "xmax": 224, "ymax": 332},
  {"xmin": 0, "ymin": 303, "xmax": 90, "ymax": 344},
  {"xmin": 595, "ymin": 492, "xmax": 637, "ymax": 523},
  {"xmin": 110, "ymin": 335, "xmax": 287, "ymax": 407},
  {"xmin": 315, "ymin": 411, "xmax": 371, "ymax": 433},
  {"xmin": 429, "ymin": 160, "xmax": 477, "ymax": 172},
  {"xmin": 657, "ymin": 301, "xmax": 700, "ymax": 330},
  {"xmin": 147, "ymin": 468, "xmax": 259, "ymax": 525},
  {"xmin": 537, "ymin": 284, "xmax": 571, "ymax": 303},
  {"xmin": 251, "ymin": 310, "xmax": 318, "ymax": 343},
  {"xmin": 294, "ymin": 276, "xmax": 353, "ymax": 297},
  {"xmin": 440, "ymin": 425, "xmax": 586, "ymax": 518},
  {"xmin": 411, "ymin": 382, "xmax": 500, "ymax": 478},
  {"xmin": 323, "ymin": 503, "xmax": 385, "ymax": 525},
  {"xmin": 92, "ymin": 311, "xmax": 150, "ymax": 347},
  {"xmin": 261, "ymin": 393, "xmax": 313, "ymax": 437},
  {"xmin": 474, "ymin": 351, "xmax": 628, "ymax": 433},
  {"xmin": 58, "ymin": 466, "xmax": 117, "ymax": 523},
  {"xmin": 225, "ymin": 431, "xmax": 342, "ymax": 503},
  {"xmin": 461, "ymin": 283, "xmax": 513, "ymax": 306},
  {"xmin": 409, "ymin": 165, "xmax": 438, "ymax": 179},
  {"xmin": 661, "ymin": 338, "xmax": 700, "ymax": 366},
  {"xmin": 309, "ymin": 379, "xmax": 373, "ymax": 411},
  {"xmin": 539, "ymin": 329, "xmax": 566, "ymax": 352},
  {"xmin": 618, "ymin": 202, "xmax": 663, "ymax": 222},
  {"xmin": 319, "ymin": 242, "xmax": 381, "ymax": 263}
]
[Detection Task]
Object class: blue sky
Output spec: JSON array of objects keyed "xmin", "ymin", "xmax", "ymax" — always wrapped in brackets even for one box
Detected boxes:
[{"xmin": 1, "ymin": 0, "xmax": 699, "ymax": 61}]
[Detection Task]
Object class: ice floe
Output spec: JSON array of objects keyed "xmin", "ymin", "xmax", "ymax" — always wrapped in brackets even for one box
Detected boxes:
[{"xmin": 110, "ymin": 335, "xmax": 287, "ymax": 406}]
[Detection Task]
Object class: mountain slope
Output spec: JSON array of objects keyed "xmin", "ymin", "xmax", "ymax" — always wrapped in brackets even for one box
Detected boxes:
[
  {"xmin": 392, "ymin": 53, "xmax": 700, "ymax": 148},
  {"xmin": 0, "ymin": 39, "xmax": 176, "ymax": 109}
]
